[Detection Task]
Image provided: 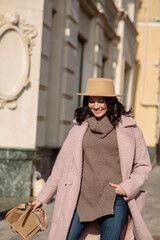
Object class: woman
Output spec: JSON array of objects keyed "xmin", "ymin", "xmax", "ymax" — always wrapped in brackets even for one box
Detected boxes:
[{"xmin": 32, "ymin": 78, "xmax": 153, "ymax": 240}]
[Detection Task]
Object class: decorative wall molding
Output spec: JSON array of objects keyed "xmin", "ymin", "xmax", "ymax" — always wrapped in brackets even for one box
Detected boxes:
[{"xmin": 0, "ymin": 11, "xmax": 37, "ymax": 110}]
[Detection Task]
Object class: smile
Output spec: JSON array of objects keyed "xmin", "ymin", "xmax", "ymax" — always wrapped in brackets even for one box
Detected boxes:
[{"xmin": 93, "ymin": 111, "xmax": 102, "ymax": 114}]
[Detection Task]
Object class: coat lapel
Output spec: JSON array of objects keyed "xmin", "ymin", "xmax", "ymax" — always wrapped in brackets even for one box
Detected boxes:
[
  {"xmin": 116, "ymin": 127, "xmax": 135, "ymax": 181},
  {"xmin": 116, "ymin": 116, "xmax": 136, "ymax": 181},
  {"xmin": 71, "ymin": 121, "xmax": 88, "ymax": 176}
]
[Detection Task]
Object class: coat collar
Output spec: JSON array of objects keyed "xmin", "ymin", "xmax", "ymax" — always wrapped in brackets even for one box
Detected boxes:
[{"xmin": 117, "ymin": 115, "xmax": 136, "ymax": 128}]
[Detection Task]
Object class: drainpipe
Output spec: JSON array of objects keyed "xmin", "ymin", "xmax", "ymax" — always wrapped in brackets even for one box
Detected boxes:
[{"xmin": 157, "ymin": 51, "xmax": 160, "ymax": 165}]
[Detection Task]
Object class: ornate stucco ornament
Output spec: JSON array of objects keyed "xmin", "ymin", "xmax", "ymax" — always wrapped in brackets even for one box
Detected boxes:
[{"xmin": 0, "ymin": 11, "xmax": 37, "ymax": 109}]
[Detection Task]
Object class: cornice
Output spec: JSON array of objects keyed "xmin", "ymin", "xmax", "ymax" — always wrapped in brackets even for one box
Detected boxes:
[
  {"xmin": 79, "ymin": 0, "xmax": 98, "ymax": 17},
  {"xmin": 105, "ymin": 0, "xmax": 119, "ymax": 17},
  {"xmin": 118, "ymin": 10, "xmax": 137, "ymax": 37},
  {"xmin": 101, "ymin": 14, "xmax": 119, "ymax": 40},
  {"xmin": 79, "ymin": 0, "xmax": 119, "ymax": 40}
]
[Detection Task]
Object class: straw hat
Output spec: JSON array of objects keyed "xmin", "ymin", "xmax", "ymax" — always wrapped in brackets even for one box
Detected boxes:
[{"xmin": 76, "ymin": 78, "xmax": 123, "ymax": 97}]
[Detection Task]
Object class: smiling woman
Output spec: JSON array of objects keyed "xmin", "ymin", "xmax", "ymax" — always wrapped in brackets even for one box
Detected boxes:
[{"xmin": 32, "ymin": 78, "xmax": 153, "ymax": 240}]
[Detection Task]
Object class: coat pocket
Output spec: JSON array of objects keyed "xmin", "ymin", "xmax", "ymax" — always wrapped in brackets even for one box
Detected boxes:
[{"xmin": 135, "ymin": 190, "xmax": 147, "ymax": 215}]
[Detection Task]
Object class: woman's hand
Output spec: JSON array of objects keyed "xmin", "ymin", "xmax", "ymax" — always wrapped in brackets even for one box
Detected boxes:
[
  {"xmin": 109, "ymin": 183, "xmax": 127, "ymax": 197},
  {"xmin": 32, "ymin": 199, "xmax": 42, "ymax": 211}
]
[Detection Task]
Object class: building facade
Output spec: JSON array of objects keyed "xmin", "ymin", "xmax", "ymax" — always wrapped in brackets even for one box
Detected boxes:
[
  {"xmin": 0, "ymin": 0, "xmax": 138, "ymax": 197},
  {"xmin": 134, "ymin": 0, "xmax": 160, "ymax": 164}
]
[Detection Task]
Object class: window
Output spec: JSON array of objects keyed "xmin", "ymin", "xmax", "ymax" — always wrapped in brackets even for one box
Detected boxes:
[
  {"xmin": 123, "ymin": 61, "xmax": 131, "ymax": 108},
  {"xmin": 101, "ymin": 57, "xmax": 106, "ymax": 77},
  {"xmin": 74, "ymin": 38, "xmax": 84, "ymax": 108}
]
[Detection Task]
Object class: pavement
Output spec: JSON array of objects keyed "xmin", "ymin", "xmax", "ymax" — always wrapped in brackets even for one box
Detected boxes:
[{"xmin": 0, "ymin": 165, "xmax": 160, "ymax": 240}]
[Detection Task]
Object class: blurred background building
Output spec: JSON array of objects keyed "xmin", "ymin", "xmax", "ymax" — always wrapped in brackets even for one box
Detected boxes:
[
  {"xmin": 0, "ymin": 0, "xmax": 159, "ymax": 197},
  {"xmin": 134, "ymin": 0, "xmax": 160, "ymax": 165}
]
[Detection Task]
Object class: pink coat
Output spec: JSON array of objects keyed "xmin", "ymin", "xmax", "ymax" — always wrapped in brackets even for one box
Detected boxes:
[{"xmin": 37, "ymin": 116, "xmax": 153, "ymax": 240}]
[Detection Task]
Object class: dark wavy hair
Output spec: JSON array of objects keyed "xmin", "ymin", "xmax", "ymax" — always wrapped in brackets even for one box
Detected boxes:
[{"xmin": 74, "ymin": 96, "xmax": 133, "ymax": 127}]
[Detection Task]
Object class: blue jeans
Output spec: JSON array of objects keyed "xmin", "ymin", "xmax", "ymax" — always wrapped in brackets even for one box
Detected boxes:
[{"xmin": 67, "ymin": 195, "xmax": 127, "ymax": 240}]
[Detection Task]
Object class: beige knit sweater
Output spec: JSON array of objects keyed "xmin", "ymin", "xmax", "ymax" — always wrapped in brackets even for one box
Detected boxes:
[{"xmin": 77, "ymin": 116, "xmax": 122, "ymax": 222}]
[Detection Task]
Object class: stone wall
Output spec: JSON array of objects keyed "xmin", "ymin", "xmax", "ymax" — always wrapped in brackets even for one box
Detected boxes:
[{"xmin": 0, "ymin": 148, "xmax": 35, "ymax": 197}]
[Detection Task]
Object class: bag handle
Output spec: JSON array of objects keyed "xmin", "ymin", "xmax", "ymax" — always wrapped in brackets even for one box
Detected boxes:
[
  {"xmin": 27, "ymin": 200, "xmax": 48, "ymax": 231},
  {"xmin": 40, "ymin": 207, "xmax": 48, "ymax": 230},
  {"xmin": 34, "ymin": 207, "xmax": 48, "ymax": 231}
]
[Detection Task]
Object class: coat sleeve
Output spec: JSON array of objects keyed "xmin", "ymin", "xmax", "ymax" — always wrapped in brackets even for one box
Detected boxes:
[
  {"xmin": 120, "ymin": 126, "xmax": 152, "ymax": 201},
  {"xmin": 36, "ymin": 130, "xmax": 72, "ymax": 204}
]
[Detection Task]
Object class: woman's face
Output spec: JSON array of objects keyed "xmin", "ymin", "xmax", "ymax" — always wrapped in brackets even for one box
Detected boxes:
[{"xmin": 88, "ymin": 96, "xmax": 108, "ymax": 120}]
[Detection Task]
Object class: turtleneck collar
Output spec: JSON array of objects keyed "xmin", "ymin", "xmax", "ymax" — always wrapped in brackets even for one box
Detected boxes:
[{"xmin": 87, "ymin": 116, "xmax": 114, "ymax": 139}]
